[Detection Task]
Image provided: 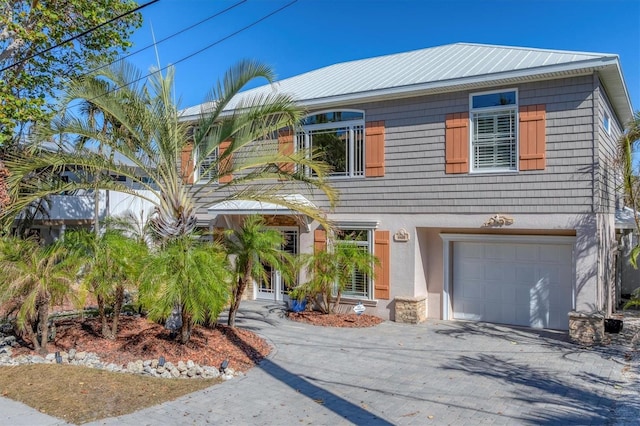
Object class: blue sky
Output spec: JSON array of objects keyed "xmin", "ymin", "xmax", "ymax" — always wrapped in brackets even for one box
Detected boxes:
[{"xmin": 128, "ymin": 0, "xmax": 639, "ymax": 114}]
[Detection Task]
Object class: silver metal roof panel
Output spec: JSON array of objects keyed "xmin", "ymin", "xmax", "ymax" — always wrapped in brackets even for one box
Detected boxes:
[{"xmin": 182, "ymin": 43, "xmax": 632, "ymax": 124}]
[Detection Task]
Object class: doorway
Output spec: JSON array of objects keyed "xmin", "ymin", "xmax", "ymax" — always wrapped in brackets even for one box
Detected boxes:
[{"xmin": 256, "ymin": 228, "xmax": 299, "ymax": 301}]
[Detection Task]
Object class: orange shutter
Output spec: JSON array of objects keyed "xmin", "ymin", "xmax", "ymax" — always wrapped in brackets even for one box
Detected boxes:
[
  {"xmin": 180, "ymin": 143, "xmax": 194, "ymax": 184},
  {"xmin": 218, "ymin": 140, "xmax": 233, "ymax": 183},
  {"xmin": 365, "ymin": 121, "xmax": 385, "ymax": 177},
  {"xmin": 278, "ymin": 129, "xmax": 295, "ymax": 173},
  {"xmin": 445, "ymin": 112, "xmax": 469, "ymax": 174},
  {"xmin": 519, "ymin": 104, "xmax": 546, "ymax": 171},
  {"xmin": 314, "ymin": 229, "xmax": 326, "ymax": 253},
  {"xmin": 374, "ymin": 230, "xmax": 390, "ymax": 300}
]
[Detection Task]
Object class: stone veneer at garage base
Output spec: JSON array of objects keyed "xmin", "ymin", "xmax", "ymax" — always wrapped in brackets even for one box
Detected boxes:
[
  {"xmin": 392, "ymin": 297, "xmax": 612, "ymax": 348},
  {"xmin": 394, "ymin": 296, "xmax": 427, "ymax": 324},
  {"xmin": 568, "ymin": 311, "xmax": 606, "ymax": 345}
]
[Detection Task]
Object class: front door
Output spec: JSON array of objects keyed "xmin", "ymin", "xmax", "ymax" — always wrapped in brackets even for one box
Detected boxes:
[{"xmin": 257, "ymin": 228, "xmax": 298, "ymax": 301}]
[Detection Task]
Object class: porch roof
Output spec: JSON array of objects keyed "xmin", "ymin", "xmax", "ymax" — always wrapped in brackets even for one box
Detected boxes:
[
  {"xmin": 616, "ymin": 206, "xmax": 639, "ymax": 230},
  {"xmin": 206, "ymin": 194, "xmax": 316, "ymax": 216}
]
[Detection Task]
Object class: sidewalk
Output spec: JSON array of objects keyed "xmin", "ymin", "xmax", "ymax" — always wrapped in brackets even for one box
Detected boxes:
[{"xmin": 2, "ymin": 301, "xmax": 639, "ymax": 425}]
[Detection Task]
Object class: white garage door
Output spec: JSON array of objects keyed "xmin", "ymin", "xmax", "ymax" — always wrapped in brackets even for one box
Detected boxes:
[{"xmin": 452, "ymin": 240, "xmax": 573, "ymax": 330}]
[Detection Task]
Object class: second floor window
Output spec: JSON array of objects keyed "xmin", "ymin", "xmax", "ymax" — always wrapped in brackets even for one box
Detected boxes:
[
  {"xmin": 470, "ymin": 90, "xmax": 517, "ymax": 172},
  {"xmin": 297, "ymin": 111, "xmax": 365, "ymax": 178},
  {"xmin": 197, "ymin": 145, "xmax": 218, "ymax": 183}
]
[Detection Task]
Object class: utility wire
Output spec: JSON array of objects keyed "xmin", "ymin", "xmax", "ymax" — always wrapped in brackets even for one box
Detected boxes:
[
  {"xmin": 0, "ymin": 0, "xmax": 160, "ymax": 73},
  {"xmin": 79, "ymin": 0, "xmax": 247, "ymax": 79},
  {"xmin": 69, "ymin": 0, "xmax": 298, "ymax": 108}
]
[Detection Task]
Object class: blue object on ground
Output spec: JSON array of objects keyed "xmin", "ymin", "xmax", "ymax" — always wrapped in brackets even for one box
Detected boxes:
[{"xmin": 291, "ymin": 299, "xmax": 307, "ymax": 312}]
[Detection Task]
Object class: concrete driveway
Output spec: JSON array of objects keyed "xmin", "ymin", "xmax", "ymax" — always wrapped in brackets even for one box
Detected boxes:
[{"xmin": 3, "ymin": 301, "xmax": 639, "ymax": 425}]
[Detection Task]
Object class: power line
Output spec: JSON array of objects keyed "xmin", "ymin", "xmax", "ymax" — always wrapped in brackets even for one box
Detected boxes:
[
  {"xmin": 69, "ymin": 0, "xmax": 298, "ymax": 109},
  {"xmin": 81, "ymin": 0, "xmax": 248, "ymax": 79},
  {"xmin": 0, "ymin": 0, "xmax": 160, "ymax": 73}
]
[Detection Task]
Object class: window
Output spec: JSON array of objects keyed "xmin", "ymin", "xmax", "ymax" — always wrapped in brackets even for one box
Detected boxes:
[
  {"xmin": 196, "ymin": 145, "xmax": 218, "ymax": 183},
  {"xmin": 335, "ymin": 228, "xmax": 372, "ymax": 299},
  {"xmin": 603, "ymin": 112, "xmax": 611, "ymax": 134},
  {"xmin": 470, "ymin": 90, "xmax": 518, "ymax": 172},
  {"xmin": 297, "ymin": 110, "xmax": 365, "ymax": 178}
]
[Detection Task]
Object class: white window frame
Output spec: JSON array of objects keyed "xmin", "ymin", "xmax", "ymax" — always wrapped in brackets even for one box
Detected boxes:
[
  {"xmin": 297, "ymin": 109, "xmax": 365, "ymax": 179},
  {"xmin": 332, "ymin": 225, "xmax": 375, "ymax": 300},
  {"xmin": 469, "ymin": 88, "xmax": 519, "ymax": 173},
  {"xmin": 603, "ymin": 111, "xmax": 611, "ymax": 135},
  {"xmin": 196, "ymin": 144, "xmax": 219, "ymax": 184}
]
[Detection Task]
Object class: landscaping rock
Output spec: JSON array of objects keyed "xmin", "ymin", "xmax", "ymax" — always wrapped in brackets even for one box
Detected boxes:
[{"xmin": 0, "ymin": 349, "xmax": 239, "ymax": 381}]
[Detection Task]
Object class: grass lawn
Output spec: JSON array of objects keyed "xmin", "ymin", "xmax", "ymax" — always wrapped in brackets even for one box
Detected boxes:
[{"xmin": 0, "ymin": 364, "xmax": 219, "ymax": 424}]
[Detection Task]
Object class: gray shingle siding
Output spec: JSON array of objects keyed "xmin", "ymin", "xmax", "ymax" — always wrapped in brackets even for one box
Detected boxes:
[
  {"xmin": 309, "ymin": 75, "xmax": 597, "ymax": 215},
  {"xmin": 190, "ymin": 74, "xmax": 621, "ymax": 219}
]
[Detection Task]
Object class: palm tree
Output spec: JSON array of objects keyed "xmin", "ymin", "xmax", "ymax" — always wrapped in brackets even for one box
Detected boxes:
[
  {"xmin": 138, "ymin": 235, "xmax": 231, "ymax": 344},
  {"xmin": 294, "ymin": 234, "xmax": 378, "ymax": 314},
  {"xmin": 2, "ymin": 61, "xmax": 336, "ymax": 235},
  {"xmin": 619, "ymin": 111, "xmax": 640, "ymax": 266},
  {"xmin": 0, "ymin": 237, "xmax": 79, "ymax": 354},
  {"xmin": 224, "ymin": 215, "xmax": 294, "ymax": 328},
  {"xmin": 1, "ymin": 60, "xmax": 336, "ymax": 342},
  {"xmin": 63, "ymin": 228, "xmax": 147, "ymax": 339},
  {"xmin": 0, "ymin": 161, "xmax": 8, "ymax": 212}
]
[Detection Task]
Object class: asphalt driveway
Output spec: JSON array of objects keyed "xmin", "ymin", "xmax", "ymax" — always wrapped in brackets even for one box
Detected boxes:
[{"xmin": 3, "ymin": 301, "xmax": 639, "ymax": 425}]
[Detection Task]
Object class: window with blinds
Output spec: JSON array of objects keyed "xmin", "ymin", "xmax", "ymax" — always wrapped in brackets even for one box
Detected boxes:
[
  {"xmin": 470, "ymin": 90, "xmax": 518, "ymax": 172},
  {"xmin": 336, "ymin": 228, "xmax": 371, "ymax": 298}
]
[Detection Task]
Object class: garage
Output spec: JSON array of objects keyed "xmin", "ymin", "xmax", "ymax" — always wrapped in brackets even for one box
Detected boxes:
[{"xmin": 449, "ymin": 236, "xmax": 574, "ymax": 330}]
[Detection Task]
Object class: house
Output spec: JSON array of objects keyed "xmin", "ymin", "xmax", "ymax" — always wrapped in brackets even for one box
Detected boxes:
[
  {"xmin": 10, "ymin": 150, "xmax": 158, "ymax": 244},
  {"xmin": 182, "ymin": 43, "xmax": 633, "ymax": 331}
]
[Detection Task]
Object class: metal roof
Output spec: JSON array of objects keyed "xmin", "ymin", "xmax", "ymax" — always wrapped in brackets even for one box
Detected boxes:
[
  {"xmin": 182, "ymin": 43, "xmax": 633, "ymax": 124},
  {"xmin": 207, "ymin": 194, "xmax": 316, "ymax": 216},
  {"xmin": 616, "ymin": 206, "xmax": 639, "ymax": 230}
]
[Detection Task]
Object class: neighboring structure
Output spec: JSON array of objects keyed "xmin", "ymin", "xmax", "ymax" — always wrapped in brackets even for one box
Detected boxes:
[
  {"xmin": 616, "ymin": 205, "xmax": 640, "ymax": 301},
  {"xmin": 12, "ymin": 151, "xmax": 157, "ymax": 243},
  {"xmin": 182, "ymin": 43, "xmax": 633, "ymax": 330}
]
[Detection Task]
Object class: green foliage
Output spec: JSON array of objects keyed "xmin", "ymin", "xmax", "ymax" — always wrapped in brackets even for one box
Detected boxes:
[
  {"xmin": 63, "ymin": 228, "xmax": 147, "ymax": 338},
  {"xmin": 0, "ymin": 0, "xmax": 142, "ymax": 144},
  {"xmin": 295, "ymin": 237, "xmax": 378, "ymax": 314},
  {"xmin": 138, "ymin": 235, "xmax": 231, "ymax": 344},
  {"xmin": 224, "ymin": 215, "xmax": 294, "ymax": 327},
  {"xmin": 624, "ymin": 286, "xmax": 640, "ymax": 309},
  {"xmin": 0, "ymin": 236, "xmax": 79, "ymax": 353},
  {"xmin": 619, "ymin": 111, "xmax": 640, "ymax": 267},
  {"xmin": 0, "ymin": 162, "xmax": 9, "ymax": 210},
  {"xmin": 2, "ymin": 59, "xmax": 337, "ymax": 342},
  {"xmin": 2, "ymin": 59, "xmax": 336, "ymax": 236}
]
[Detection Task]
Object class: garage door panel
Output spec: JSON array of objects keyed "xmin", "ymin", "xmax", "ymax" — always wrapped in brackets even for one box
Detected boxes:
[
  {"xmin": 453, "ymin": 241, "xmax": 573, "ymax": 330},
  {"xmin": 458, "ymin": 261, "xmax": 484, "ymax": 280},
  {"xmin": 486, "ymin": 263, "xmax": 515, "ymax": 281},
  {"xmin": 515, "ymin": 244, "xmax": 537, "ymax": 261},
  {"xmin": 485, "ymin": 244, "xmax": 516, "ymax": 260}
]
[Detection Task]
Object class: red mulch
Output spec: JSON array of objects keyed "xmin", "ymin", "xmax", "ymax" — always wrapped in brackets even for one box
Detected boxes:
[
  {"xmin": 11, "ymin": 316, "xmax": 271, "ymax": 373},
  {"xmin": 287, "ymin": 311, "xmax": 383, "ymax": 327}
]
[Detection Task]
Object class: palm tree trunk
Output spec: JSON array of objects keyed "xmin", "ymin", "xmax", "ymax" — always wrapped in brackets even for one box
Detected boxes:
[
  {"xmin": 109, "ymin": 285, "xmax": 124, "ymax": 339},
  {"xmin": 228, "ymin": 271, "xmax": 250, "ymax": 328},
  {"xmin": 333, "ymin": 290, "xmax": 342, "ymax": 315},
  {"xmin": 179, "ymin": 305, "xmax": 192, "ymax": 344},
  {"xmin": 37, "ymin": 293, "xmax": 50, "ymax": 355},
  {"xmin": 97, "ymin": 294, "xmax": 110, "ymax": 338},
  {"xmin": 25, "ymin": 319, "xmax": 41, "ymax": 353}
]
